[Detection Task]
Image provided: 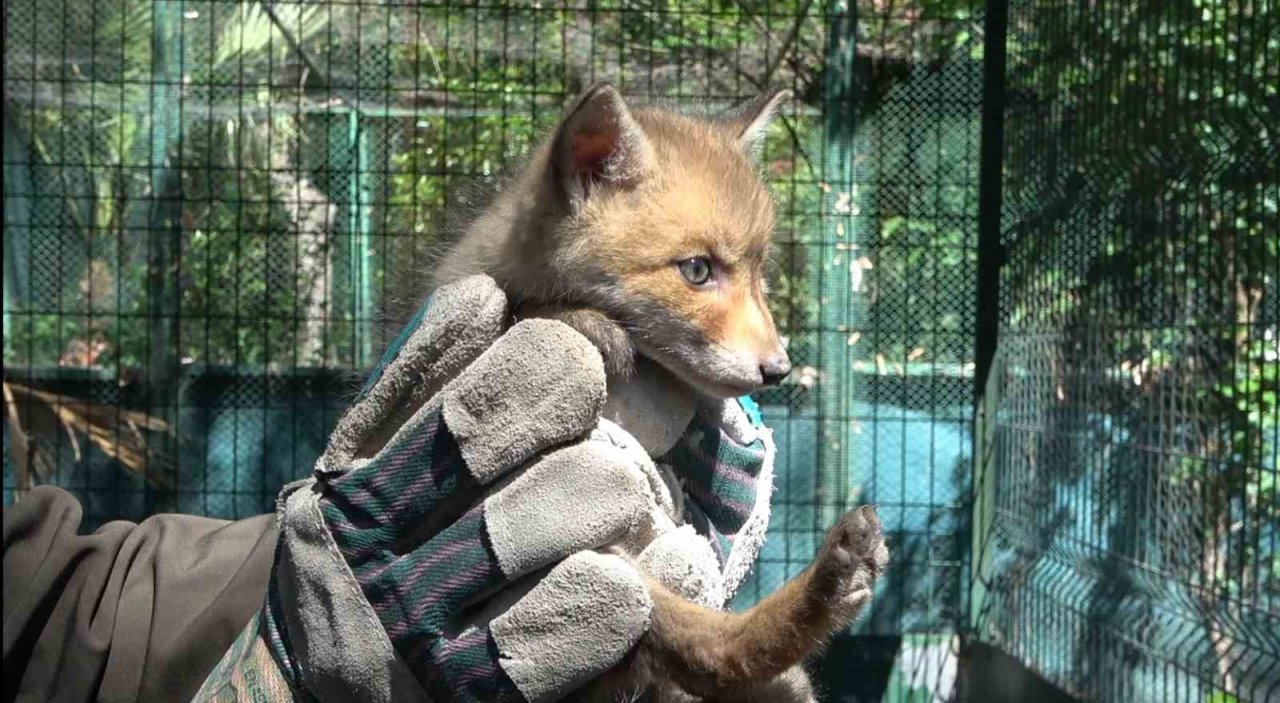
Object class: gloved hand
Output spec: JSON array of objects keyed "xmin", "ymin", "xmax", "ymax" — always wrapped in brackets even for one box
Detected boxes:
[
  {"xmin": 195, "ymin": 276, "xmax": 672, "ymax": 703},
  {"xmin": 597, "ymin": 361, "xmax": 778, "ymax": 609}
]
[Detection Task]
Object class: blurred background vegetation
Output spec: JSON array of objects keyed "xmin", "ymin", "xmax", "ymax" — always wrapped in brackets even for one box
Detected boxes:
[{"xmin": 2, "ymin": 0, "xmax": 989, "ymax": 372}]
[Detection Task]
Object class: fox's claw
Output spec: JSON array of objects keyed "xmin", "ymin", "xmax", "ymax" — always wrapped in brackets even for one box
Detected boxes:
[{"xmin": 811, "ymin": 506, "xmax": 889, "ymax": 614}]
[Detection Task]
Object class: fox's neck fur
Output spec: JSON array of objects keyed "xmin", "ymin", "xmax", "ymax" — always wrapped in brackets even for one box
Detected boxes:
[{"xmin": 435, "ymin": 138, "xmax": 571, "ymax": 301}]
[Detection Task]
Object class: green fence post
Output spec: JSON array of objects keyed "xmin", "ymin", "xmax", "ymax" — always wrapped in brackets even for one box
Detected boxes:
[
  {"xmin": 2, "ymin": 111, "xmax": 32, "ymax": 348},
  {"xmin": 968, "ymin": 353, "xmax": 1002, "ymax": 640},
  {"xmin": 818, "ymin": 0, "xmax": 858, "ymax": 530},
  {"xmin": 968, "ymin": 0, "xmax": 1008, "ymax": 649},
  {"xmin": 347, "ymin": 109, "xmax": 374, "ymax": 368},
  {"xmin": 144, "ymin": 0, "xmax": 183, "ymax": 442}
]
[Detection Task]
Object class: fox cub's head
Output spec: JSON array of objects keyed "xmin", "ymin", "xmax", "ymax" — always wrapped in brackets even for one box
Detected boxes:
[
  {"xmin": 545, "ymin": 83, "xmax": 792, "ymax": 398},
  {"xmin": 482, "ymin": 83, "xmax": 792, "ymax": 398}
]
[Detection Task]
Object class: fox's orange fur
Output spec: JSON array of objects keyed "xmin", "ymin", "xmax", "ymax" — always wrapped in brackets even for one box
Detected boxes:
[{"xmin": 435, "ymin": 84, "xmax": 888, "ymax": 702}]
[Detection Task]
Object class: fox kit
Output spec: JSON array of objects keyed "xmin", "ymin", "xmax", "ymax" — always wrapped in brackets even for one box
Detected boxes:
[{"xmin": 435, "ymin": 84, "xmax": 888, "ymax": 701}]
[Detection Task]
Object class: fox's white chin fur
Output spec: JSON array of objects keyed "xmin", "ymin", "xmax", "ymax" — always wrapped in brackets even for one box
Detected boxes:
[{"xmin": 639, "ymin": 343, "xmax": 765, "ymax": 400}]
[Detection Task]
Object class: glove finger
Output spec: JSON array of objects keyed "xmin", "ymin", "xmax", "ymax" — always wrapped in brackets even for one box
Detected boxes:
[
  {"xmin": 636, "ymin": 524, "xmax": 726, "ymax": 609},
  {"xmin": 440, "ymin": 319, "xmax": 606, "ymax": 485},
  {"xmin": 486, "ymin": 551, "xmax": 652, "ymax": 702},
  {"xmin": 324, "ymin": 275, "xmax": 508, "ymax": 471},
  {"xmin": 352, "ymin": 437, "xmax": 659, "ymax": 647},
  {"xmin": 483, "ymin": 436, "xmax": 662, "ymax": 579},
  {"xmin": 386, "ymin": 551, "xmax": 651, "ymax": 703},
  {"xmin": 322, "ymin": 319, "xmax": 608, "ymax": 563},
  {"xmin": 600, "ymin": 357, "xmax": 698, "ymax": 457}
]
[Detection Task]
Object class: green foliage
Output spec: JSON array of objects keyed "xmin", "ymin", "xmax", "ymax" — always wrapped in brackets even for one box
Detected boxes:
[
  {"xmin": 5, "ymin": 0, "xmax": 869, "ymax": 373},
  {"xmin": 1000, "ymin": 0, "xmax": 1279, "ymax": 660}
]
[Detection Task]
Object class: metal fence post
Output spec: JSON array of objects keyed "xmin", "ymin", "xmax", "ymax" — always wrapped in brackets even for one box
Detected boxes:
[
  {"xmin": 819, "ymin": 0, "xmax": 858, "ymax": 530},
  {"xmin": 967, "ymin": 0, "xmax": 1008, "ymax": 648},
  {"xmin": 348, "ymin": 109, "xmax": 374, "ymax": 369}
]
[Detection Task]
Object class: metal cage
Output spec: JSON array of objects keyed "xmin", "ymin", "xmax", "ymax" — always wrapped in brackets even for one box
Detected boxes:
[{"xmin": 3, "ymin": 0, "xmax": 1276, "ymax": 700}]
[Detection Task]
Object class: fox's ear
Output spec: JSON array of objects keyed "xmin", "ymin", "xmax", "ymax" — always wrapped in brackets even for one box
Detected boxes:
[
  {"xmin": 719, "ymin": 87, "xmax": 792, "ymax": 159},
  {"xmin": 551, "ymin": 83, "xmax": 655, "ymax": 212}
]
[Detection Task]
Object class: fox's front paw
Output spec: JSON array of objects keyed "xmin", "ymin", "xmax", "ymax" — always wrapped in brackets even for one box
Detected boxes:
[{"xmin": 811, "ymin": 506, "xmax": 889, "ymax": 616}]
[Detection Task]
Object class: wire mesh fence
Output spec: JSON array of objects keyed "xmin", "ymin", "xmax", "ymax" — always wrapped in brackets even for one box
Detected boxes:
[
  {"xmin": 971, "ymin": 0, "xmax": 1279, "ymax": 700},
  {"xmin": 2, "ymin": 0, "xmax": 1275, "ymax": 701},
  {"xmin": 3, "ymin": 2, "xmax": 982, "ymax": 698}
]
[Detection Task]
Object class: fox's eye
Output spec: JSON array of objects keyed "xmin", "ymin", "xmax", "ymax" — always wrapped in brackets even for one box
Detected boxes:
[{"xmin": 677, "ymin": 257, "xmax": 714, "ymax": 286}]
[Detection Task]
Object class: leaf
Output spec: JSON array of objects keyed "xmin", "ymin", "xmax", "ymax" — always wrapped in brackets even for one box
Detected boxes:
[
  {"xmin": 882, "ymin": 215, "xmax": 907, "ymax": 239},
  {"xmin": 4, "ymin": 383, "xmax": 175, "ymax": 490},
  {"xmin": 214, "ymin": 2, "xmax": 328, "ymax": 70}
]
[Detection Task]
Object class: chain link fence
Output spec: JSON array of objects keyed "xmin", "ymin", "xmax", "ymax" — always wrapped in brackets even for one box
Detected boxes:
[{"xmin": 971, "ymin": 0, "xmax": 1278, "ymax": 700}]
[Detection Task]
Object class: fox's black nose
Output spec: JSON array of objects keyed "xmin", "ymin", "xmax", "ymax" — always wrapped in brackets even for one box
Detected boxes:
[{"xmin": 759, "ymin": 356, "xmax": 792, "ymax": 387}]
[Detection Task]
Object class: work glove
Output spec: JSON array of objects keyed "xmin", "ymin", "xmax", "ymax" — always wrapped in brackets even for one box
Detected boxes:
[
  {"xmin": 194, "ymin": 276, "xmax": 672, "ymax": 703},
  {"xmin": 596, "ymin": 362, "xmax": 778, "ymax": 609},
  {"xmin": 652, "ymin": 394, "xmax": 775, "ymax": 605}
]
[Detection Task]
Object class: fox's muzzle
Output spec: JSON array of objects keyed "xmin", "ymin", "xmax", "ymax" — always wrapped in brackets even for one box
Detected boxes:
[{"xmin": 759, "ymin": 352, "xmax": 792, "ymax": 387}]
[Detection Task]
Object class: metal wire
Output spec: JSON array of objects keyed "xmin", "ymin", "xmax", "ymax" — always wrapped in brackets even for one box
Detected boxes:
[{"xmin": 972, "ymin": 0, "xmax": 1280, "ymax": 700}]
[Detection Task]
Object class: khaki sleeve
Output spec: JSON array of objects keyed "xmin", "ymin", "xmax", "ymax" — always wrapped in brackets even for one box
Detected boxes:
[{"xmin": 3, "ymin": 485, "xmax": 278, "ymax": 702}]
